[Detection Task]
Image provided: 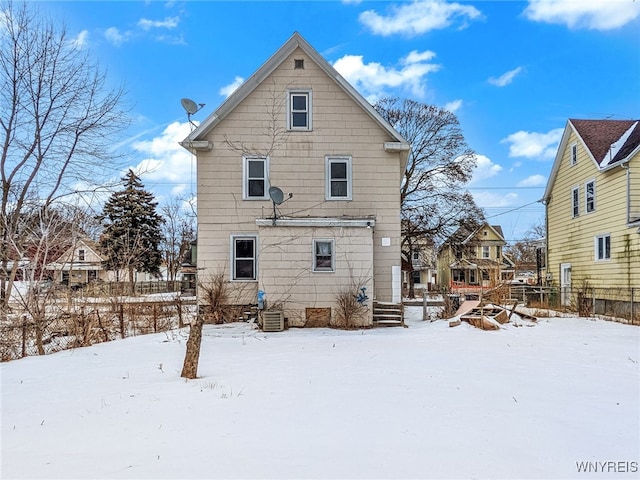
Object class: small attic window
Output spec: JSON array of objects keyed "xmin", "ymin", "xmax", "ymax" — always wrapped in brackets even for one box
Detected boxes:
[
  {"xmin": 294, "ymin": 59, "xmax": 304, "ymax": 69},
  {"xmin": 483, "ymin": 231, "xmax": 488, "ymax": 236}
]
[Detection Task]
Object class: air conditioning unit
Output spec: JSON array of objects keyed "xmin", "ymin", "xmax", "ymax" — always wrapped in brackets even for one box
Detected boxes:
[{"xmin": 262, "ymin": 310, "xmax": 284, "ymax": 332}]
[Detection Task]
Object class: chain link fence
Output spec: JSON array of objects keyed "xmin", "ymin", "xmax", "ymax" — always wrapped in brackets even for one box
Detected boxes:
[
  {"xmin": 508, "ymin": 285, "xmax": 639, "ymax": 325},
  {"xmin": 1, "ymin": 297, "xmax": 197, "ymax": 362}
]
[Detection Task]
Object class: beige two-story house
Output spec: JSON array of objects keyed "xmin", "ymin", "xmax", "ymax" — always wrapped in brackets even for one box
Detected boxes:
[
  {"xmin": 437, "ymin": 222, "xmax": 513, "ymax": 294},
  {"xmin": 181, "ymin": 32, "xmax": 409, "ymax": 327},
  {"xmin": 542, "ymin": 119, "xmax": 640, "ymax": 306}
]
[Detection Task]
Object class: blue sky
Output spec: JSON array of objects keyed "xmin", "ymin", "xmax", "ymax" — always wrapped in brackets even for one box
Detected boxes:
[{"xmin": 41, "ymin": 0, "xmax": 640, "ymax": 242}]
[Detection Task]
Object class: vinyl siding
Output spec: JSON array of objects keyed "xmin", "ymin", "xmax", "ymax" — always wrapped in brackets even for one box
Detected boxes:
[
  {"xmin": 196, "ymin": 46, "xmax": 402, "ymax": 319},
  {"xmin": 547, "ymin": 132, "xmax": 640, "ymax": 288}
]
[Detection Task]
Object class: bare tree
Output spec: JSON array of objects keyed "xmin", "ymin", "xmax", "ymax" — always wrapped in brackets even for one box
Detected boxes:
[
  {"xmin": 374, "ymin": 98, "xmax": 484, "ymax": 297},
  {"xmin": 0, "ymin": 1, "xmax": 129, "ymax": 310},
  {"xmin": 161, "ymin": 199, "xmax": 195, "ymax": 287}
]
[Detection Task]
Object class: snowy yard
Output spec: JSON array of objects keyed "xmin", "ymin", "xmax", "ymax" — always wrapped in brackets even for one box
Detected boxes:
[{"xmin": 1, "ymin": 307, "xmax": 639, "ymax": 479}]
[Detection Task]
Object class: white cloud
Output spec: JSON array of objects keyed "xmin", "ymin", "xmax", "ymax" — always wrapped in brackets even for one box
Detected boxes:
[
  {"xmin": 443, "ymin": 99, "xmax": 463, "ymax": 113},
  {"xmin": 70, "ymin": 30, "xmax": 89, "ymax": 49},
  {"xmin": 472, "ymin": 191, "xmax": 519, "ymax": 209},
  {"xmin": 488, "ymin": 67, "xmax": 523, "ymax": 87},
  {"xmin": 501, "ymin": 128, "xmax": 564, "ymax": 160},
  {"xmin": 517, "ymin": 174, "xmax": 547, "ymax": 187},
  {"xmin": 104, "ymin": 27, "xmax": 129, "ymax": 46},
  {"xmin": 131, "ymin": 122, "xmax": 194, "ymax": 190},
  {"xmin": 138, "ymin": 16, "xmax": 180, "ymax": 30},
  {"xmin": 219, "ymin": 76, "xmax": 245, "ymax": 98},
  {"xmin": 333, "ymin": 50, "xmax": 440, "ymax": 100},
  {"xmin": 359, "ymin": 0, "xmax": 483, "ymax": 37},
  {"xmin": 524, "ymin": 0, "xmax": 640, "ymax": 30},
  {"xmin": 469, "ymin": 154, "xmax": 503, "ymax": 184}
]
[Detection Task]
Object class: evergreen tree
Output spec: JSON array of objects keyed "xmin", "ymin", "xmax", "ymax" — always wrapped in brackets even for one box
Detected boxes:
[{"xmin": 98, "ymin": 170, "xmax": 164, "ymax": 284}]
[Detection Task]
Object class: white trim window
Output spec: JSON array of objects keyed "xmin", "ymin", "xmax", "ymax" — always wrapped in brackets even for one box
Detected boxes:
[
  {"xmin": 325, "ymin": 156, "xmax": 352, "ymax": 200},
  {"xmin": 572, "ymin": 186, "xmax": 580, "ymax": 218},
  {"xmin": 482, "ymin": 245, "xmax": 490, "ymax": 259},
  {"xmin": 571, "ymin": 143, "xmax": 578, "ymax": 166},
  {"xmin": 243, "ymin": 156, "xmax": 269, "ymax": 200},
  {"xmin": 78, "ymin": 249, "xmax": 85, "ymax": 261},
  {"xmin": 595, "ymin": 234, "xmax": 611, "ymax": 261},
  {"xmin": 313, "ymin": 239, "xmax": 335, "ymax": 272},
  {"xmin": 231, "ymin": 235, "xmax": 257, "ymax": 281},
  {"xmin": 585, "ymin": 179, "xmax": 596, "ymax": 213},
  {"xmin": 287, "ymin": 90, "xmax": 312, "ymax": 131}
]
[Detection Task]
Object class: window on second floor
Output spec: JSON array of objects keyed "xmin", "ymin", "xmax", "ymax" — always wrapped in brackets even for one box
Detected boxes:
[
  {"xmin": 595, "ymin": 234, "xmax": 610, "ymax": 261},
  {"xmin": 572, "ymin": 186, "xmax": 580, "ymax": 218},
  {"xmin": 243, "ymin": 156, "xmax": 269, "ymax": 200},
  {"xmin": 325, "ymin": 156, "xmax": 352, "ymax": 200},
  {"xmin": 78, "ymin": 249, "xmax": 85, "ymax": 261},
  {"xmin": 585, "ymin": 180, "xmax": 596, "ymax": 213},
  {"xmin": 288, "ymin": 91, "xmax": 311, "ymax": 130},
  {"xmin": 482, "ymin": 245, "xmax": 490, "ymax": 259}
]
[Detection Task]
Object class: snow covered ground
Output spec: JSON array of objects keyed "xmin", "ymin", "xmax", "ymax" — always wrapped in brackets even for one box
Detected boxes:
[{"xmin": 2, "ymin": 308, "xmax": 639, "ymax": 479}]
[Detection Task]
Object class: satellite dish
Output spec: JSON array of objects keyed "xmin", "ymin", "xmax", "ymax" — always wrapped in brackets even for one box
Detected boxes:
[
  {"xmin": 269, "ymin": 186, "xmax": 285, "ymax": 205},
  {"xmin": 181, "ymin": 98, "xmax": 200, "ymax": 115}
]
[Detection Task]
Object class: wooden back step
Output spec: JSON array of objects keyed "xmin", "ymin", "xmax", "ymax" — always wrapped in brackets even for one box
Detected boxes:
[{"xmin": 373, "ymin": 301, "xmax": 405, "ymax": 327}]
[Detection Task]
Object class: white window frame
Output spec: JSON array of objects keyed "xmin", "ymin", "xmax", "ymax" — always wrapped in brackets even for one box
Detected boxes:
[
  {"xmin": 482, "ymin": 245, "xmax": 490, "ymax": 259},
  {"xmin": 325, "ymin": 155, "xmax": 352, "ymax": 200},
  {"xmin": 595, "ymin": 234, "xmax": 611, "ymax": 261},
  {"xmin": 287, "ymin": 90, "xmax": 312, "ymax": 131},
  {"xmin": 585, "ymin": 179, "xmax": 596, "ymax": 213},
  {"xmin": 242, "ymin": 156, "xmax": 269, "ymax": 200},
  {"xmin": 571, "ymin": 143, "xmax": 578, "ymax": 166},
  {"xmin": 572, "ymin": 186, "xmax": 580, "ymax": 218},
  {"xmin": 231, "ymin": 235, "xmax": 258, "ymax": 281},
  {"xmin": 313, "ymin": 239, "xmax": 335, "ymax": 273},
  {"xmin": 78, "ymin": 249, "xmax": 85, "ymax": 261}
]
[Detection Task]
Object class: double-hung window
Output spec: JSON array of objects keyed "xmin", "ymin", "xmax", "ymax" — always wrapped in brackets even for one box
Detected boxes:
[
  {"xmin": 313, "ymin": 239, "xmax": 334, "ymax": 272},
  {"xmin": 78, "ymin": 249, "xmax": 85, "ymax": 261},
  {"xmin": 325, "ymin": 156, "xmax": 352, "ymax": 200},
  {"xmin": 482, "ymin": 245, "xmax": 490, "ymax": 259},
  {"xmin": 585, "ymin": 180, "xmax": 596, "ymax": 213},
  {"xmin": 288, "ymin": 91, "xmax": 311, "ymax": 130},
  {"xmin": 572, "ymin": 186, "xmax": 580, "ymax": 218},
  {"xmin": 595, "ymin": 234, "xmax": 610, "ymax": 261},
  {"xmin": 571, "ymin": 143, "xmax": 578, "ymax": 166},
  {"xmin": 232, "ymin": 235, "xmax": 257, "ymax": 280},
  {"xmin": 243, "ymin": 156, "xmax": 269, "ymax": 200}
]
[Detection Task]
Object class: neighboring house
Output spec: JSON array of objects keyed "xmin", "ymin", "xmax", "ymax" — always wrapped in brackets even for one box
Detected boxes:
[
  {"xmin": 45, "ymin": 238, "xmax": 107, "ymax": 286},
  {"xmin": 181, "ymin": 32, "xmax": 410, "ymax": 327},
  {"xmin": 402, "ymin": 239, "xmax": 437, "ymax": 294},
  {"xmin": 437, "ymin": 222, "xmax": 514, "ymax": 294},
  {"xmin": 542, "ymin": 118, "xmax": 640, "ymax": 305}
]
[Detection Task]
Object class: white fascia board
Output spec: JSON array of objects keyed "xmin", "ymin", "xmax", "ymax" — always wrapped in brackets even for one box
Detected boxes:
[{"xmin": 256, "ymin": 217, "xmax": 375, "ymax": 228}]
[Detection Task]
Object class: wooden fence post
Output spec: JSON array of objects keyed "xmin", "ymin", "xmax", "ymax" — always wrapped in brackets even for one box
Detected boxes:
[
  {"xmin": 21, "ymin": 315, "xmax": 27, "ymax": 358},
  {"xmin": 119, "ymin": 304, "xmax": 125, "ymax": 339}
]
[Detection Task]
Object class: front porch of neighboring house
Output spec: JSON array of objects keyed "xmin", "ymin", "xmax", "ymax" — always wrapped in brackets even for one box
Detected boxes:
[
  {"xmin": 449, "ymin": 259, "xmax": 503, "ymax": 295},
  {"xmin": 46, "ymin": 262, "xmax": 104, "ymax": 286}
]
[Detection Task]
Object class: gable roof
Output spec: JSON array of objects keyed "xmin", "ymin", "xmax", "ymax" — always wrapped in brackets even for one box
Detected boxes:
[
  {"xmin": 443, "ymin": 222, "xmax": 506, "ymax": 247},
  {"xmin": 181, "ymin": 32, "xmax": 409, "ymax": 167},
  {"xmin": 543, "ymin": 118, "xmax": 640, "ymax": 201}
]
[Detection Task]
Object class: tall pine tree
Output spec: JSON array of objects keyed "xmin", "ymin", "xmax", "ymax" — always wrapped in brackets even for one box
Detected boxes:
[{"xmin": 98, "ymin": 170, "xmax": 164, "ymax": 285}]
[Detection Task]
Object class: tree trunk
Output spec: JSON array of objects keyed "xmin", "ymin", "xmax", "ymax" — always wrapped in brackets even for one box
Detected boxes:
[{"xmin": 181, "ymin": 315, "xmax": 204, "ymax": 379}]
